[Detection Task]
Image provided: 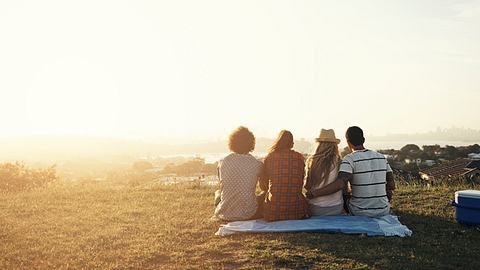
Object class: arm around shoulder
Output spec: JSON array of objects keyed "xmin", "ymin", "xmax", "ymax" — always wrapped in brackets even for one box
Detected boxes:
[{"xmin": 307, "ymin": 171, "xmax": 351, "ymax": 199}]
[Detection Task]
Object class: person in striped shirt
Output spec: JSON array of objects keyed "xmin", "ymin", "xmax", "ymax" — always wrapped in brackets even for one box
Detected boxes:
[{"xmin": 306, "ymin": 126, "xmax": 395, "ymax": 217}]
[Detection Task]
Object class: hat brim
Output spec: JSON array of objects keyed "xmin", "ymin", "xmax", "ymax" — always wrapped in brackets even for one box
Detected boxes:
[{"xmin": 315, "ymin": 138, "xmax": 341, "ymax": 144}]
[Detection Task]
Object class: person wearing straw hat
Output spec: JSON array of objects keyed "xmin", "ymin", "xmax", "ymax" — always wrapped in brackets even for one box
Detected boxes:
[
  {"xmin": 304, "ymin": 129, "xmax": 345, "ymax": 216},
  {"xmin": 306, "ymin": 126, "xmax": 395, "ymax": 218}
]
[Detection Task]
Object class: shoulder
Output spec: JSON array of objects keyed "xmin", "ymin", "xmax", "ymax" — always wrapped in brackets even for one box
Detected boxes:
[
  {"xmin": 247, "ymin": 154, "xmax": 263, "ymax": 165},
  {"xmin": 362, "ymin": 150, "xmax": 387, "ymax": 160},
  {"xmin": 339, "ymin": 154, "xmax": 354, "ymax": 173},
  {"xmin": 371, "ymin": 150, "xmax": 386, "ymax": 158},
  {"xmin": 219, "ymin": 153, "xmax": 233, "ymax": 168},
  {"xmin": 342, "ymin": 153, "xmax": 355, "ymax": 163},
  {"xmin": 291, "ymin": 150, "xmax": 305, "ymax": 159},
  {"xmin": 264, "ymin": 152, "xmax": 275, "ymax": 160},
  {"xmin": 221, "ymin": 153, "xmax": 236, "ymax": 162}
]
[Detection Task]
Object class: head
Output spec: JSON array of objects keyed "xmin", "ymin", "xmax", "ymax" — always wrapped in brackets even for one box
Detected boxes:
[
  {"xmin": 269, "ymin": 130, "xmax": 294, "ymax": 153},
  {"xmin": 228, "ymin": 126, "xmax": 255, "ymax": 154},
  {"xmin": 346, "ymin": 126, "xmax": 365, "ymax": 150},
  {"xmin": 306, "ymin": 141, "xmax": 341, "ymax": 188}
]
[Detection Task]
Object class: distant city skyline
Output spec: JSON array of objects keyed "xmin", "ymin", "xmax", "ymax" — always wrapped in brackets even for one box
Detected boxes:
[
  {"xmin": 0, "ymin": 126, "xmax": 478, "ymax": 163},
  {"xmin": 1, "ymin": 1, "xmax": 479, "ymax": 141}
]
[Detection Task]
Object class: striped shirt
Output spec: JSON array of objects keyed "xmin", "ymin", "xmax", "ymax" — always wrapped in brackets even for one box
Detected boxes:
[{"xmin": 339, "ymin": 149, "xmax": 392, "ymax": 217}]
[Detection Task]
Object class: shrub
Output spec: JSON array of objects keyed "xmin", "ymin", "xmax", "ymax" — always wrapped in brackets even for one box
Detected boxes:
[
  {"xmin": 0, "ymin": 162, "xmax": 57, "ymax": 192},
  {"xmin": 161, "ymin": 158, "xmax": 218, "ymax": 176},
  {"xmin": 132, "ymin": 161, "xmax": 154, "ymax": 172}
]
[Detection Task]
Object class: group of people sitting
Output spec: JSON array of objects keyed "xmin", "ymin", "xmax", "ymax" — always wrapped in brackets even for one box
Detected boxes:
[{"xmin": 212, "ymin": 126, "xmax": 396, "ymax": 222}]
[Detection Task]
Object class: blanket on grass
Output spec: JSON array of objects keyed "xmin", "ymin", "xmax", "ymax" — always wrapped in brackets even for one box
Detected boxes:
[{"xmin": 216, "ymin": 215, "xmax": 412, "ymax": 237}]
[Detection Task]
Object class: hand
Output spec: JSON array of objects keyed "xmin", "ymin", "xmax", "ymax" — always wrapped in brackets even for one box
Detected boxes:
[{"xmin": 305, "ymin": 190, "xmax": 316, "ymax": 199}]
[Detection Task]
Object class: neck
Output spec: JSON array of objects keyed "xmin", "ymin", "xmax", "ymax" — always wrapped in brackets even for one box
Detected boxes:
[{"xmin": 353, "ymin": 145, "xmax": 365, "ymax": 151}]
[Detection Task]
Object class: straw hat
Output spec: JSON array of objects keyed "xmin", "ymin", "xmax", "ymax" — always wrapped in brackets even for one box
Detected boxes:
[{"xmin": 315, "ymin": 129, "xmax": 341, "ymax": 144}]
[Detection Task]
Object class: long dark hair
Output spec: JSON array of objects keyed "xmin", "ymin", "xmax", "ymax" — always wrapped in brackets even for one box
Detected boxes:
[
  {"xmin": 305, "ymin": 142, "xmax": 341, "ymax": 189},
  {"xmin": 269, "ymin": 130, "xmax": 294, "ymax": 153}
]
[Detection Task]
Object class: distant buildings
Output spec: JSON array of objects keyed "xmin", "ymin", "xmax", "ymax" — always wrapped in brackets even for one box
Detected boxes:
[
  {"xmin": 468, "ymin": 153, "xmax": 480, "ymax": 160},
  {"xmin": 420, "ymin": 158, "xmax": 480, "ymax": 182},
  {"xmin": 404, "ymin": 158, "xmax": 422, "ymax": 164},
  {"xmin": 403, "ymin": 158, "xmax": 435, "ymax": 167},
  {"xmin": 424, "ymin": 160, "xmax": 436, "ymax": 167}
]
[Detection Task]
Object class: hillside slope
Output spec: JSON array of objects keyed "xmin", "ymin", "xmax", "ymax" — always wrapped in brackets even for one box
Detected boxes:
[{"xmin": 1, "ymin": 182, "xmax": 479, "ymax": 269}]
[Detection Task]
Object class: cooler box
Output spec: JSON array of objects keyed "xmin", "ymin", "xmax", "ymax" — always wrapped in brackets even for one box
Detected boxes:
[{"xmin": 452, "ymin": 190, "xmax": 480, "ymax": 225}]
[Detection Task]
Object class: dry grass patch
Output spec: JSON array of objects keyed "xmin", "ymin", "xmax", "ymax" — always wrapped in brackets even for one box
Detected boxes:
[{"xmin": 1, "ymin": 182, "xmax": 479, "ymax": 269}]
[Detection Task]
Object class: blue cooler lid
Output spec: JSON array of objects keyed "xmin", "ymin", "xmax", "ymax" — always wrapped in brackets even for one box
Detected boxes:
[{"xmin": 455, "ymin": 190, "xmax": 480, "ymax": 204}]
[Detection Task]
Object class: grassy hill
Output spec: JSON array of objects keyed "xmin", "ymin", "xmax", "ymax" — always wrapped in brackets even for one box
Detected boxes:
[{"xmin": 1, "ymin": 182, "xmax": 479, "ymax": 269}]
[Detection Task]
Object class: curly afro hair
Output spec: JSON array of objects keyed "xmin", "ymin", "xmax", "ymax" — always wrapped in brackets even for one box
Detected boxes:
[{"xmin": 228, "ymin": 126, "xmax": 256, "ymax": 154}]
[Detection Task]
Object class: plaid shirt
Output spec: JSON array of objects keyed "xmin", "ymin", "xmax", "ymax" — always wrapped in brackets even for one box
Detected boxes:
[{"xmin": 260, "ymin": 149, "xmax": 308, "ymax": 221}]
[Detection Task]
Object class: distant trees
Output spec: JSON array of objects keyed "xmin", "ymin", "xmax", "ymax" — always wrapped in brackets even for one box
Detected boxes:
[
  {"xmin": 0, "ymin": 162, "xmax": 57, "ymax": 192},
  {"xmin": 382, "ymin": 144, "xmax": 480, "ymax": 162},
  {"xmin": 455, "ymin": 144, "xmax": 480, "ymax": 158},
  {"xmin": 161, "ymin": 157, "xmax": 217, "ymax": 176},
  {"xmin": 422, "ymin": 145, "xmax": 441, "ymax": 160},
  {"xmin": 379, "ymin": 144, "xmax": 480, "ymax": 172},
  {"xmin": 132, "ymin": 161, "xmax": 154, "ymax": 172},
  {"xmin": 443, "ymin": 146, "xmax": 459, "ymax": 160},
  {"xmin": 340, "ymin": 147, "xmax": 352, "ymax": 158},
  {"xmin": 392, "ymin": 144, "xmax": 421, "ymax": 162},
  {"xmin": 106, "ymin": 158, "xmax": 218, "ymax": 186},
  {"xmin": 400, "ymin": 144, "xmax": 421, "ymax": 153}
]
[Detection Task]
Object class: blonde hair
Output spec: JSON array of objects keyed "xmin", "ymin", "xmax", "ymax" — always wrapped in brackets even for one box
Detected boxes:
[{"xmin": 305, "ymin": 142, "xmax": 340, "ymax": 189}]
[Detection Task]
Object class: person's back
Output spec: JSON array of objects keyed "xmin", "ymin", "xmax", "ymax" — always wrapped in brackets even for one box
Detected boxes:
[
  {"xmin": 305, "ymin": 126, "xmax": 395, "ymax": 218},
  {"xmin": 261, "ymin": 130, "xmax": 308, "ymax": 221},
  {"xmin": 304, "ymin": 129, "xmax": 344, "ymax": 216},
  {"xmin": 215, "ymin": 153, "xmax": 262, "ymax": 221},
  {"xmin": 213, "ymin": 126, "xmax": 263, "ymax": 221},
  {"xmin": 340, "ymin": 149, "xmax": 391, "ymax": 217}
]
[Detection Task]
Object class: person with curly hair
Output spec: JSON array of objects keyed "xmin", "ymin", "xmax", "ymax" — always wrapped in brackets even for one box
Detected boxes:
[{"xmin": 212, "ymin": 126, "xmax": 264, "ymax": 221}]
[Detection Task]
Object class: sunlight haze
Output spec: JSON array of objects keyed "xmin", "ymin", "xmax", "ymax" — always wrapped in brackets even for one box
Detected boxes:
[{"xmin": 1, "ymin": 0, "xmax": 479, "ymax": 141}]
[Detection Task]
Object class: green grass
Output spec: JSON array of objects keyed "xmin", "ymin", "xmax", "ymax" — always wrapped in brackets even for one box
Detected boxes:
[{"xmin": 1, "ymin": 182, "xmax": 479, "ymax": 270}]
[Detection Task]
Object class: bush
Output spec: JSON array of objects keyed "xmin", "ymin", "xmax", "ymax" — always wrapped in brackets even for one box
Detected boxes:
[
  {"xmin": 161, "ymin": 158, "xmax": 218, "ymax": 176},
  {"xmin": 132, "ymin": 161, "xmax": 154, "ymax": 172},
  {"xmin": 0, "ymin": 162, "xmax": 57, "ymax": 192}
]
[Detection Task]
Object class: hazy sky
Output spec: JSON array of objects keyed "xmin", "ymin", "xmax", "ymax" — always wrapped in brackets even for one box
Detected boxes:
[{"xmin": 1, "ymin": 0, "xmax": 479, "ymax": 142}]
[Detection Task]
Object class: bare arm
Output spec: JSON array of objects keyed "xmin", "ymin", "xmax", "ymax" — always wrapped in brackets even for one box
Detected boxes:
[
  {"xmin": 386, "ymin": 171, "xmax": 395, "ymax": 201},
  {"xmin": 259, "ymin": 164, "xmax": 269, "ymax": 192},
  {"xmin": 306, "ymin": 172, "xmax": 352, "ymax": 199}
]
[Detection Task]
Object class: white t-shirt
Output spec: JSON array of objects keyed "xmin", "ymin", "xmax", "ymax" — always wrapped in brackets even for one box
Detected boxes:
[
  {"xmin": 308, "ymin": 163, "xmax": 343, "ymax": 207},
  {"xmin": 339, "ymin": 149, "xmax": 392, "ymax": 217}
]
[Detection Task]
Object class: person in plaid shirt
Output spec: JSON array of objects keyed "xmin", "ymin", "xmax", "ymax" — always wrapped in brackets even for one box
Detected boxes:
[{"xmin": 260, "ymin": 130, "xmax": 309, "ymax": 221}]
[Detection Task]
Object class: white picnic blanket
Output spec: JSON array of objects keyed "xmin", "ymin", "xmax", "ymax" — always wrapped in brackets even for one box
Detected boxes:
[{"xmin": 216, "ymin": 215, "xmax": 412, "ymax": 237}]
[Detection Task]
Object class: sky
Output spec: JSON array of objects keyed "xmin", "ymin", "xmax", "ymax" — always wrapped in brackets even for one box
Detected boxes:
[{"xmin": 1, "ymin": 0, "xmax": 479, "ymax": 142}]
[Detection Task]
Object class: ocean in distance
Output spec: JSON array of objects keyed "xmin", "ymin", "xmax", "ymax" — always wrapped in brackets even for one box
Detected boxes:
[{"xmin": 162, "ymin": 140, "xmax": 478, "ymax": 164}]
